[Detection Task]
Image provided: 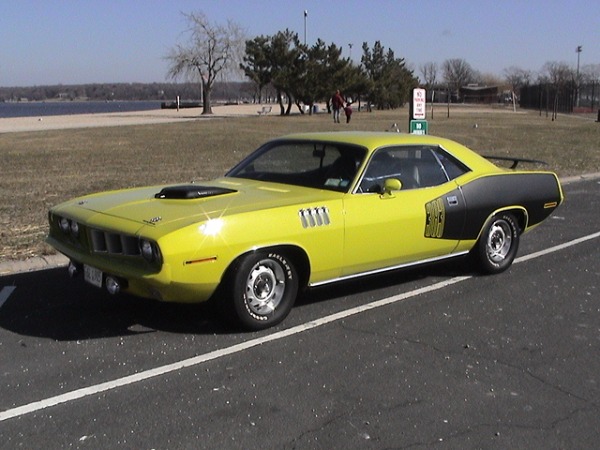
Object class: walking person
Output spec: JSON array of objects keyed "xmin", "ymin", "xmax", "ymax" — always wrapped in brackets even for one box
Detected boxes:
[
  {"xmin": 331, "ymin": 89, "xmax": 344, "ymax": 123},
  {"xmin": 344, "ymin": 102, "xmax": 353, "ymax": 123}
]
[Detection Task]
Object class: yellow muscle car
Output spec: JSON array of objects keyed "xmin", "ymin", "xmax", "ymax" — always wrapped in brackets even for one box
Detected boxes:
[{"xmin": 47, "ymin": 132, "xmax": 563, "ymax": 330}]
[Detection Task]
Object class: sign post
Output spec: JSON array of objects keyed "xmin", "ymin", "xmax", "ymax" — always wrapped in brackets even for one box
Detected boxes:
[{"xmin": 409, "ymin": 88, "xmax": 428, "ymax": 134}]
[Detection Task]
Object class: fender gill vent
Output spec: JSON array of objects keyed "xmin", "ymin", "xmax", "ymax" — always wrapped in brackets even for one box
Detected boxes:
[{"xmin": 299, "ymin": 207, "xmax": 330, "ymax": 228}]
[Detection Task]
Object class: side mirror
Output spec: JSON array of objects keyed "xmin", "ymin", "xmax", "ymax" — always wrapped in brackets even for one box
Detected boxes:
[{"xmin": 382, "ymin": 178, "xmax": 402, "ymax": 197}]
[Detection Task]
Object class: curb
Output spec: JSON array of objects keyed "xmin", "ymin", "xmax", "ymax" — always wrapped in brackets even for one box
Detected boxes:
[
  {"xmin": 1, "ymin": 172, "xmax": 599, "ymax": 277},
  {"xmin": 0, "ymin": 254, "xmax": 69, "ymax": 277},
  {"xmin": 560, "ymin": 172, "xmax": 600, "ymax": 185}
]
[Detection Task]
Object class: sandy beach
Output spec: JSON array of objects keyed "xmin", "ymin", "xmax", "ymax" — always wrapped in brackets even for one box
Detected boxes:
[
  {"xmin": 0, "ymin": 103, "xmax": 268, "ymax": 133},
  {"xmin": 1, "ymin": 103, "xmax": 537, "ymax": 134}
]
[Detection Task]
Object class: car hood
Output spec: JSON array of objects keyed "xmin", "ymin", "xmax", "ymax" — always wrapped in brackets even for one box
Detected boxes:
[{"xmin": 57, "ymin": 178, "xmax": 339, "ymax": 230}]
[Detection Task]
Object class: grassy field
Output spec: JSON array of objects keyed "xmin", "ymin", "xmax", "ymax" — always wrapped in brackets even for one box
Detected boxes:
[{"xmin": 1, "ymin": 105, "xmax": 598, "ymax": 261}]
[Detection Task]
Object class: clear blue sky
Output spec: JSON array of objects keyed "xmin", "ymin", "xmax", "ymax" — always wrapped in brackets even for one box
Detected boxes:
[{"xmin": 1, "ymin": 0, "xmax": 598, "ymax": 87}]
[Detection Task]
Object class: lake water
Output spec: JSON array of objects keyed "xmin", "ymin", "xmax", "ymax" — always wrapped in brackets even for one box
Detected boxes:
[{"xmin": 0, "ymin": 101, "xmax": 163, "ymax": 118}]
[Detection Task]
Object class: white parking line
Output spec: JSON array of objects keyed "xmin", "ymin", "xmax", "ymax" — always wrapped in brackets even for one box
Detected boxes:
[
  {"xmin": 515, "ymin": 231, "xmax": 600, "ymax": 264},
  {"xmin": 0, "ymin": 286, "xmax": 16, "ymax": 309},
  {"xmin": 1, "ymin": 231, "xmax": 599, "ymax": 423}
]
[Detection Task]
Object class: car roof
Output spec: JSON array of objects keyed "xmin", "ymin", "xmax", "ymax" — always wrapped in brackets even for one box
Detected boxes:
[
  {"xmin": 273, "ymin": 131, "xmax": 497, "ymax": 170},
  {"xmin": 277, "ymin": 131, "xmax": 461, "ymax": 151}
]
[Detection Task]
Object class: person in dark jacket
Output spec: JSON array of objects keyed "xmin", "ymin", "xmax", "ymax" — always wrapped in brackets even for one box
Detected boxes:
[
  {"xmin": 344, "ymin": 102, "xmax": 353, "ymax": 123},
  {"xmin": 331, "ymin": 90, "xmax": 344, "ymax": 123}
]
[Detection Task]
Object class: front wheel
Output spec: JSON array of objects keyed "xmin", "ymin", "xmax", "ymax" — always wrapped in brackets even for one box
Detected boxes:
[
  {"xmin": 229, "ymin": 251, "xmax": 298, "ymax": 330},
  {"xmin": 473, "ymin": 213, "xmax": 520, "ymax": 274}
]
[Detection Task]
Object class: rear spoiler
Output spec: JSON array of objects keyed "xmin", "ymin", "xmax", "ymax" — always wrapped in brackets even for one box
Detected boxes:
[{"xmin": 483, "ymin": 155, "xmax": 548, "ymax": 169}]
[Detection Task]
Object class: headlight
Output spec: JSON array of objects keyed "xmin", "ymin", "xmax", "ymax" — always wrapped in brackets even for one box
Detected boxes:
[
  {"xmin": 59, "ymin": 217, "xmax": 71, "ymax": 234},
  {"xmin": 70, "ymin": 220, "xmax": 80, "ymax": 237},
  {"xmin": 58, "ymin": 216, "xmax": 80, "ymax": 237},
  {"xmin": 140, "ymin": 239, "xmax": 157, "ymax": 262}
]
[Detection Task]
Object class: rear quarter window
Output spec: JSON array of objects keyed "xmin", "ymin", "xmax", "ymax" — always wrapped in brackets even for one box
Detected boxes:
[{"xmin": 434, "ymin": 147, "xmax": 471, "ymax": 180}]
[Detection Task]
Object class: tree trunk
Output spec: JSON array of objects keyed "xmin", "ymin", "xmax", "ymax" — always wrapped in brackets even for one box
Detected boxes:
[
  {"xmin": 276, "ymin": 90, "xmax": 285, "ymax": 115},
  {"xmin": 284, "ymin": 92, "xmax": 292, "ymax": 115},
  {"xmin": 201, "ymin": 78, "xmax": 212, "ymax": 115}
]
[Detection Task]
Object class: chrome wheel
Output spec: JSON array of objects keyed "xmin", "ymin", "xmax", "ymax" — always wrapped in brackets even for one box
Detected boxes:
[
  {"xmin": 473, "ymin": 212, "xmax": 520, "ymax": 274},
  {"xmin": 229, "ymin": 251, "xmax": 299, "ymax": 330},
  {"xmin": 486, "ymin": 219, "xmax": 513, "ymax": 263},
  {"xmin": 245, "ymin": 259, "xmax": 286, "ymax": 316}
]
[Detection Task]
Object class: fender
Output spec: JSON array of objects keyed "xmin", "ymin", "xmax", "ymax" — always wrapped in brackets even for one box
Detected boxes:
[{"xmin": 428, "ymin": 173, "xmax": 562, "ymax": 241}]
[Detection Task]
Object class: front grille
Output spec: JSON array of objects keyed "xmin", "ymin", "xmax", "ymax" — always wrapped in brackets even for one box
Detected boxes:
[
  {"xmin": 90, "ymin": 228, "xmax": 141, "ymax": 256},
  {"xmin": 49, "ymin": 212, "xmax": 162, "ymax": 270}
]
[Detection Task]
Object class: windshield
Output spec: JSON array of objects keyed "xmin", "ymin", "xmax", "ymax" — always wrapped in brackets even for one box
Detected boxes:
[{"xmin": 226, "ymin": 140, "xmax": 367, "ymax": 192}]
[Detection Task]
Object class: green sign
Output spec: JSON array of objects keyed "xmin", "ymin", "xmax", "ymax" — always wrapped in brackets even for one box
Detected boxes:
[{"xmin": 410, "ymin": 120, "xmax": 428, "ymax": 135}]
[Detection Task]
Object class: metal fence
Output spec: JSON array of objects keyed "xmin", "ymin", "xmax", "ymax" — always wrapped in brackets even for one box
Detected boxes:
[
  {"xmin": 520, "ymin": 82, "xmax": 599, "ymax": 114},
  {"xmin": 577, "ymin": 82, "xmax": 599, "ymax": 111}
]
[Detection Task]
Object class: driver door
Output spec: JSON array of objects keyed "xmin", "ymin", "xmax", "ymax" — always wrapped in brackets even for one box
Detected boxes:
[{"xmin": 341, "ymin": 146, "xmax": 465, "ymax": 276}]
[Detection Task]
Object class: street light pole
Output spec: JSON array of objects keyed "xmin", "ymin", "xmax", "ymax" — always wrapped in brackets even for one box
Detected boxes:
[
  {"xmin": 576, "ymin": 45, "xmax": 582, "ymax": 107},
  {"xmin": 304, "ymin": 10, "xmax": 308, "ymax": 46}
]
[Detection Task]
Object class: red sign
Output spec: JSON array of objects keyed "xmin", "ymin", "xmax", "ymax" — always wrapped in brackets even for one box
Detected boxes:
[{"xmin": 412, "ymin": 88, "xmax": 426, "ymax": 120}]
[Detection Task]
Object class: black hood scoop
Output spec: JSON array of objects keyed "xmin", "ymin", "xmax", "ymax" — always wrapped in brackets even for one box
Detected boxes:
[{"xmin": 154, "ymin": 185, "xmax": 236, "ymax": 200}]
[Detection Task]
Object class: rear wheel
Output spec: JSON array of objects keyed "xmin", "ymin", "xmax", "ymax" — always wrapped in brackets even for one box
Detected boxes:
[
  {"xmin": 229, "ymin": 251, "xmax": 298, "ymax": 330},
  {"xmin": 474, "ymin": 213, "xmax": 520, "ymax": 274}
]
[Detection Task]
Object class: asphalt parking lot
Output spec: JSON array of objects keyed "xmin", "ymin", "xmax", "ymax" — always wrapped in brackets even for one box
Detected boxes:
[{"xmin": 0, "ymin": 177, "xmax": 599, "ymax": 449}]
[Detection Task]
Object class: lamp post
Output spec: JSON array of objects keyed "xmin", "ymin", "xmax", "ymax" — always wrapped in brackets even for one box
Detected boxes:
[
  {"xmin": 576, "ymin": 45, "xmax": 582, "ymax": 107},
  {"xmin": 303, "ymin": 10, "xmax": 308, "ymax": 46}
]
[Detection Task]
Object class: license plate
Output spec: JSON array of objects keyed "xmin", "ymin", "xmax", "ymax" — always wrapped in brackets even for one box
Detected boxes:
[{"xmin": 84, "ymin": 264, "xmax": 103, "ymax": 288}]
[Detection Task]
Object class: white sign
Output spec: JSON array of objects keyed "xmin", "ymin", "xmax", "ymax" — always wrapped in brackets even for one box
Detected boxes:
[{"xmin": 412, "ymin": 88, "xmax": 426, "ymax": 120}]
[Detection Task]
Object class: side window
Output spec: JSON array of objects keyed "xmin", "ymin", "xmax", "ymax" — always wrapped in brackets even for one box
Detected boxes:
[
  {"xmin": 359, "ymin": 148, "xmax": 406, "ymax": 192},
  {"xmin": 410, "ymin": 148, "xmax": 447, "ymax": 187},
  {"xmin": 433, "ymin": 147, "xmax": 470, "ymax": 181},
  {"xmin": 358, "ymin": 146, "xmax": 451, "ymax": 192}
]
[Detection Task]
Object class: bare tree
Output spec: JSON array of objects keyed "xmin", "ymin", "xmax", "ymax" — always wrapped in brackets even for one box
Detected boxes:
[
  {"xmin": 503, "ymin": 66, "xmax": 533, "ymax": 110},
  {"xmin": 419, "ymin": 61, "xmax": 437, "ymax": 101},
  {"xmin": 419, "ymin": 62, "xmax": 437, "ymax": 88},
  {"xmin": 580, "ymin": 64, "xmax": 600, "ymax": 110},
  {"xmin": 504, "ymin": 66, "xmax": 532, "ymax": 92},
  {"xmin": 165, "ymin": 11, "xmax": 245, "ymax": 114},
  {"xmin": 479, "ymin": 72, "xmax": 504, "ymax": 86},
  {"xmin": 580, "ymin": 63, "xmax": 600, "ymax": 84},
  {"xmin": 540, "ymin": 61, "xmax": 575, "ymax": 120},
  {"xmin": 419, "ymin": 62, "xmax": 437, "ymax": 116},
  {"xmin": 541, "ymin": 61, "xmax": 574, "ymax": 87},
  {"xmin": 442, "ymin": 58, "xmax": 474, "ymax": 103}
]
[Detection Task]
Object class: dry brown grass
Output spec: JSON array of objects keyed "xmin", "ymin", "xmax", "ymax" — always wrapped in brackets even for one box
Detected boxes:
[{"xmin": 1, "ymin": 105, "xmax": 598, "ymax": 261}]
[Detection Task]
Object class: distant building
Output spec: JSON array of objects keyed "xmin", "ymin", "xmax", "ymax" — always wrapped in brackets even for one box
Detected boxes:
[{"xmin": 460, "ymin": 85, "xmax": 499, "ymax": 104}]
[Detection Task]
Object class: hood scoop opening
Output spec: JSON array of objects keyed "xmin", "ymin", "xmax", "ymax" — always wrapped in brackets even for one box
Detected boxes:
[{"xmin": 155, "ymin": 185, "xmax": 236, "ymax": 200}]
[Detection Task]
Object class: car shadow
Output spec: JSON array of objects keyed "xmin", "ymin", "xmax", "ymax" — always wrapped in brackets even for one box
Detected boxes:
[
  {"xmin": 0, "ymin": 257, "xmax": 475, "ymax": 341},
  {"xmin": 0, "ymin": 268, "xmax": 229, "ymax": 341},
  {"xmin": 296, "ymin": 257, "xmax": 473, "ymax": 307}
]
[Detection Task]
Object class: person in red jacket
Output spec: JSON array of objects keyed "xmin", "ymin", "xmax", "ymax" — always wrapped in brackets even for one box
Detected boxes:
[
  {"xmin": 331, "ymin": 90, "xmax": 344, "ymax": 123},
  {"xmin": 344, "ymin": 102, "xmax": 353, "ymax": 123}
]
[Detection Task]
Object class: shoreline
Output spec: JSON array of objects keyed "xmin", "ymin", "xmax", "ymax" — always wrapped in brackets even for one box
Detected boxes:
[
  {"xmin": 0, "ymin": 103, "xmax": 268, "ymax": 133},
  {"xmin": 4, "ymin": 103, "xmax": 592, "ymax": 133}
]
